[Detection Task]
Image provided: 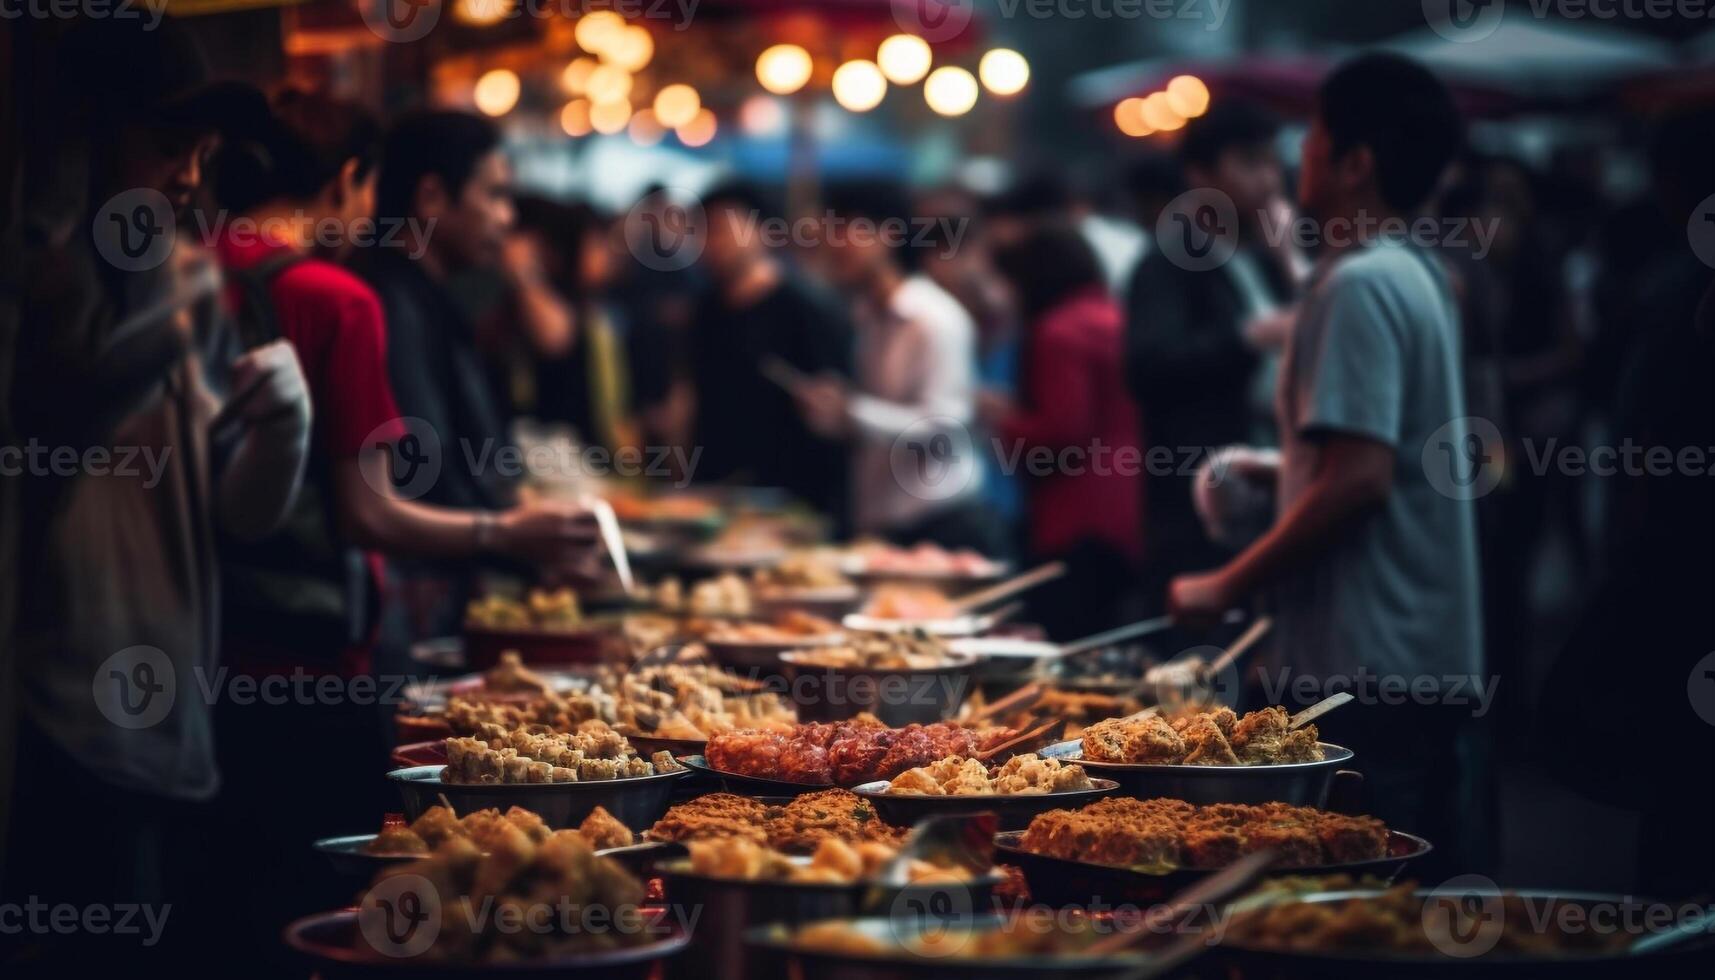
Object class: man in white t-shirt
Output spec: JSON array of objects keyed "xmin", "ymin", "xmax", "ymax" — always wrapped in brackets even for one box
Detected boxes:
[{"xmin": 791, "ymin": 186, "xmax": 992, "ymax": 551}]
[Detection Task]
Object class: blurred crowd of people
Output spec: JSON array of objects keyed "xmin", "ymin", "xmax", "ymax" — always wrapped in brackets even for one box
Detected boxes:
[{"xmin": 3, "ymin": 13, "xmax": 1713, "ymax": 972}]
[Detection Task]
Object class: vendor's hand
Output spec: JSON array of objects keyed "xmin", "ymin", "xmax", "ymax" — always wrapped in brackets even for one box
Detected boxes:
[
  {"xmin": 493, "ymin": 502, "xmax": 600, "ymax": 566},
  {"xmin": 793, "ymin": 375, "xmax": 849, "ymax": 437},
  {"xmin": 228, "ymin": 339, "xmax": 311, "ymax": 431},
  {"xmin": 976, "ymin": 389, "xmax": 1014, "ymax": 430},
  {"xmin": 1168, "ymin": 569, "xmax": 1237, "ymax": 628}
]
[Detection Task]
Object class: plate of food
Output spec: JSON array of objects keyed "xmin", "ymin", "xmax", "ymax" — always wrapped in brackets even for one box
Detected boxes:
[
  {"xmin": 693, "ymin": 719, "xmax": 1029, "ymax": 789},
  {"xmin": 992, "ymin": 797, "xmax": 1430, "ymax": 906},
  {"xmin": 388, "ymin": 725, "xmax": 689, "ymax": 830},
  {"xmin": 462, "ymin": 590, "xmax": 616, "ymax": 668},
  {"xmin": 850, "ymin": 753, "xmax": 1118, "ymax": 830},
  {"xmin": 312, "ymin": 803, "xmax": 639, "ymax": 876},
  {"xmin": 644, "ymin": 790, "xmax": 909, "ymax": 853},
  {"xmin": 1216, "ymin": 881, "xmax": 1715, "ymax": 978},
  {"xmin": 779, "ymin": 633, "xmax": 982, "ymax": 726},
  {"xmin": 1051, "ymin": 706, "xmax": 1357, "ymax": 806},
  {"xmin": 660, "ymin": 833, "xmax": 1005, "ymax": 980},
  {"xmin": 746, "ymin": 912, "xmax": 1164, "ymax": 980},
  {"xmin": 285, "ymin": 829, "xmax": 688, "ymax": 978},
  {"xmin": 751, "ymin": 551, "xmax": 865, "ymax": 618},
  {"xmin": 702, "ymin": 612, "xmax": 847, "ymax": 670},
  {"xmin": 840, "ymin": 542, "xmax": 1009, "ymax": 588}
]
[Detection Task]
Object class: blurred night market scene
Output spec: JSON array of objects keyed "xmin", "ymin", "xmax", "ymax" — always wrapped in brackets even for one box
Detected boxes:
[{"xmin": 2, "ymin": 0, "xmax": 1715, "ymax": 975}]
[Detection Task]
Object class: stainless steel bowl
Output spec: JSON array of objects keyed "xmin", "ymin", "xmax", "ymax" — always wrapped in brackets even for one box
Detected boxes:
[
  {"xmin": 779, "ymin": 652, "xmax": 980, "ymax": 727},
  {"xmin": 282, "ymin": 909, "xmax": 688, "ymax": 979},
  {"xmin": 659, "ymin": 860, "xmax": 1006, "ymax": 980},
  {"xmin": 849, "ymin": 779, "xmax": 1121, "ymax": 831},
  {"xmin": 743, "ymin": 914, "xmax": 1169, "ymax": 980},
  {"xmin": 1215, "ymin": 888, "xmax": 1715, "ymax": 979},
  {"xmin": 387, "ymin": 765, "xmax": 688, "ymax": 831},
  {"xmin": 992, "ymin": 829, "xmax": 1433, "ymax": 907},
  {"xmin": 1041, "ymin": 740, "xmax": 1357, "ymax": 807}
]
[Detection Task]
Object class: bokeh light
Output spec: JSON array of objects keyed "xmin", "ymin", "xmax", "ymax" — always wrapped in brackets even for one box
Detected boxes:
[
  {"xmin": 653, "ymin": 83, "xmax": 701, "ymax": 129},
  {"xmin": 473, "ymin": 69, "xmax": 520, "ymax": 117},
  {"xmin": 1165, "ymin": 74, "xmax": 1211, "ymax": 118},
  {"xmin": 978, "ymin": 49, "xmax": 1029, "ymax": 96},
  {"xmin": 832, "ymin": 60, "xmax": 887, "ymax": 112},
  {"xmin": 589, "ymin": 97, "xmax": 632, "ymax": 135},
  {"xmin": 923, "ymin": 66, "xmax": 978, "ymax": 117},
  {"xmin": 560, "ymin": 99, "xmax": 592, "ymax": 137},
  {"xmin": 877, "ymin": 34, "xmax": 932, "ymax": 85},
  {"xmin": 677, "ymin": 108, "xmax": 718, "ymax": 147}
]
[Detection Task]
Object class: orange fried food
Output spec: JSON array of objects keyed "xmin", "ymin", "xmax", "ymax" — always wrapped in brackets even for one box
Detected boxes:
[
  {"xmin": 1020, "ymin": 799, "xmax": 1389, "ymax": 871},
  {"xmin": 1081, "ymin": 707, "xmax": 1325, "ymax": 766},
  {"xmin": 647, "ymin": 793, "xmax": 771, "ymax": 844}
]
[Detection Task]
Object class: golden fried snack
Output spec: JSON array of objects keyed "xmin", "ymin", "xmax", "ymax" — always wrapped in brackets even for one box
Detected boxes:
[
  {"xmin": 647, "ymin": 794, "xmax": 771, "ymax": 845},
  {"xmin": 766, "ymin": 790, "xmax": 907, "ymax": 851},
  {"xmin": 884, "ymin": 753, "xmax": 1094, "ymax": 795},
  {"xmin": 1019, "ymin": 798, "xmax": 1388, "ymax": 872},
  {"xmin": 1081, "ymin": 707, "xmax": 1325, "ymax": 766},
  {"xmin": 576, "ymin": 806, "xmax": 635, "ymax": 850}
]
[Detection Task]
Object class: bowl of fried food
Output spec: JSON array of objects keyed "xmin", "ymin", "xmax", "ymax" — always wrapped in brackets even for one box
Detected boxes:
[
  {"xmin": 850, "ymin": 753, "xmax": 1118, "ymax": 830},
  {"xmin": 780, "ymin": 632, "xmax": 981, "ymax": 727},
  {"xmin": 1215, "ymin": 879, "xmax": 1714, "ymax": 979},
  {"xmin": 695, "ymin": 720, "xmax": 1026, "ymax": 790},
  {"xmin": 312, "ymin": 803, "xmax": 639, "ymax": 876},
  {"xmin": 702, "ymin": 611, "xmax": 847, "ymax": 671},
  {"xmin": 462, "ymin": 591, "xmax": 616, "ymax": 669},
  {"xmin": 285, "ymin": 828, "xmax": 688, "ymax": 978},
  {"xmin": 747, "ymin": 911, "xmax": 1166, "ymax": 980},
  {"xmin": 750, "ymin": 551, "xmax": 866, "ymax": 619},
  {"xmin": 388, "ymin": 724, "xmax": 689, "ymax": 831},
  {"xmin": 994, "ymin": 797, "xmax": 1429, "ymax": 907},
  {"xmin": 1063, "ymin": 706, "xmax": 1355, "ymax": 806},
  {"xmin": 657, "ymin": 835, "xmax": 1003, "ymax": 980}
]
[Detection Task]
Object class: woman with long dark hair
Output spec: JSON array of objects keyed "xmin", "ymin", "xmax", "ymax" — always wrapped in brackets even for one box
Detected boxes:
[{"xmin": 984, "ymin": 223, "xmax": 1146, "ymax": 638}]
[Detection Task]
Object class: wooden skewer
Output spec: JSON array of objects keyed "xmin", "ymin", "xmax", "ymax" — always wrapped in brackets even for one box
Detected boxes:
[
  {"xmin": 948, "ymin": 562, "xmax": 1067, "ymax": 614},
  {"xmin": 1289, "ymin": 691, "xmax": 1354, "ymax": 730},
  {"xmin": 1203, "ymin": 615, "xmax": 1274, "ymax": 678},
  {"xmin": 968, "ymin": 681, "xmax": 1045, "ymax": 723},
  {"xmin": 973, "ymin": 717, "xmax": 1066, "ymax": 762},
  {"xmin": 1084, "ymin": 849, "xmax": 1277, "ymax": 957}
]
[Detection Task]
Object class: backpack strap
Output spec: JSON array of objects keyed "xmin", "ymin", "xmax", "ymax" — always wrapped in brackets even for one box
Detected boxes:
[{"xmin": 230, "ymin": 251, "xmax": 308, "ymax": 350}]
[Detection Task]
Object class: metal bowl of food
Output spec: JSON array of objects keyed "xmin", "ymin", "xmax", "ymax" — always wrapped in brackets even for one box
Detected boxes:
[
  {"xmin": 849, "ymin": 780, "xmax": 1121, "ymax": 832},
  {"xmin": 1214, "ymin": 887, "xmax": 1715, "ymax": 979},
  {"xmin": 753, "ymin": 585, "xmax": 867, "ymax": 620},
  {"xmin": 993, "ymin": 829, "xmax": 1433, "ymax": 908},
  {"xmin": 282, "ymin": 909, "xmax": 688, "ymax": 980},
  {"xmin": 1041, "ymin": 740, "xmax": 1358, "ymax": 807},
  {"xmin": 387, "ymin": 765, "xmax": 688, "ymax": 831},
  {"xmin": 703, "ymin": 631, "xmax": 846, "ymax": 672},
  {"xmin": 674, "ymin": 755, "xmax": 834, "ymax": 796},
  {"xmin": 658, "ymin": 856, "xmax": 1006, "ymax": 980},
  {"xmin": 744, "ymin": 913, "xmax": 1168, "ymax": 980},
  {"xmin": 780, "ymin": 650, "xmax": 982, "ymax": 727}
]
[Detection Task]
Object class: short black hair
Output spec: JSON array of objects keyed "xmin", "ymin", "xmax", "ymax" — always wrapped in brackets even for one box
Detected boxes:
[
  {"xmin": 1178, "ymin": 100, "xmax": 1279, "ymax": 171},
  {"xmin": 215, "ymin": 88, "xmax": 381, "ymax": 212},
  {"xmin": 698, "ymin": 178, "xmax": 776, "ymax": 220},
  {"xmin": 1125, "ymin": 150, "xmax": 1186, "ymax": 204},
  {"xmin": 991, "ymin": 221, "xmax": 1107, "ymax": 324},
  {"xmin": 986, "ymin": 170, "xmax": 1073, "ymax": 222},
  {"xmin": 1317, "ymin": 53, "xmax": 1463, "ymax": 213},
  {"xmin": 377, "ymin": 110, "xmax": 502, "ymax": 220}
]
